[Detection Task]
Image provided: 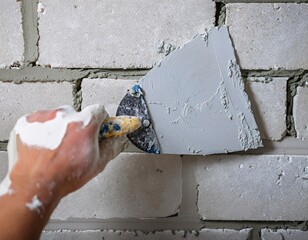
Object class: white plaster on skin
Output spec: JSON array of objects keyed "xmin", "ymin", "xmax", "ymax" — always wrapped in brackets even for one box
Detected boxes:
[
  {"xmin": 14, "ymin": 104, "xmax": 105, "ymax": 150},
  {"xmin": 26, "ymin": 195, "xmax": 43, "ymax": 213},
  {"xmin": 0, "ymin": 104, "xmax": 106, "ymax": 197}
]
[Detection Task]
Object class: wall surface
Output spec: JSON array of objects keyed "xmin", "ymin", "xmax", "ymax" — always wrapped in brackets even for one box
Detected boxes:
[{"xmin": 0, "ymin": 0, "xmax": 308, "ymax": 240}]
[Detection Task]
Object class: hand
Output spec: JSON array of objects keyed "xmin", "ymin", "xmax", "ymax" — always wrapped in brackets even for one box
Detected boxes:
[{"xmin": 3, "ymin": 105, "xmax": 127, "ymax": 212}]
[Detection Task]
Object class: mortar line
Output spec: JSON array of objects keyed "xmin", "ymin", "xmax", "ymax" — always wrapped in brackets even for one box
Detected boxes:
[
  {"xmin": 72, "ymin": 79, "xmax": 83, "ymax": 111},
  {"xmin": 21, "ymin": 0, "xmax": 39, "ymax": 66},
  {"xmin": 177, "ymin": 157, "xmax": 201, "ymax": 224},
  {"xmin": 0, "ymin": 67, "xmax": 149, "ymax": 82},
  {"xmin": 214, "ymin": 2, "xmax": 226, "ymax": 26},
  {"xmin": 0, "ymin": 68, "xmax": 306, "ymax": 83},
  {"xmin": 45, "ymin": 219, "xmax": 307, "ymax": 232},
  {"xmin": 214, "ymin": 0, "xmax": 308, "ymax": 3},
  {"xmin": 286, "ymin": 73, "xmax": 308, "ymax": 137},
  {"xmin": 202, "ymin": 220, "xmax": 308, "ymax": 240}
]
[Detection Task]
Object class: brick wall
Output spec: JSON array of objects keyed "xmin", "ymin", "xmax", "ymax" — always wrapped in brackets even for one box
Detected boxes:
[{"xmin": 0, "ymin": 0, "xmax": 307, "ymax": 240}]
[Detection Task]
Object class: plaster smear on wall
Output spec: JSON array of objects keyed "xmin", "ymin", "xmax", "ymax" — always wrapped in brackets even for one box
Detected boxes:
[{"xmin": 139, "ymin": 26, "xmax": 262, "ymax": 155}]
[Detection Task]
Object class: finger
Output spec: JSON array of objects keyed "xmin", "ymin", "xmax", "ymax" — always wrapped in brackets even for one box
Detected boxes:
[
  {"xmin": 82, "ymin": 104, "xmax": 108, "ymax": 126},
  {"xmin": 25, "ymin": 105, "xmax": 75, "ymax": 123},
  {"xmin": 26, "ymin": 109, "xmax": 59, "ymax": 123}
]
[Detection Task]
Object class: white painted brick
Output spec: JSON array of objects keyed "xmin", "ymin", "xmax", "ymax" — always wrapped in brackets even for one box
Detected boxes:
[
  {"xmin": 41, "ymin": 229, "xmax": 252, "ymax": 240},
  {"xmin": 226, "ymin": 3, "xmax": 308, "ymax": 70},
  {"xmin": 82, "ymin": 79, "xmax": 137, "ymax": 116},
  {"xmin": 294, "ymin": 87, "xmax": 308, "ymax": 140},
  {"xmin": 245, "ymin": 77, "xmax": 287, "ymax": 140},
  {"xmin": 261, "ymin": 229, "xmax": 308, "ymax": 240},
  {"xmin": 0, "ymin": 0, "xmax": 23, "ymax": 68},
  {"xmin": 52, "ymin": 153, "xmax": 182, "ymax": 219},
  {"xmin": 0, "ymin": 152, "xmax": 8, "ymax": 183},
  {"xmin": 194, "ymin": 155, "xmax": 308, "ymax": 220},
  {"xmin": 0, "ymin": 82, "xmax": 74, "ymax": 141},
  {"xmin": 38, "ymin": 0, "xmax": 215, "ymax": 68}
]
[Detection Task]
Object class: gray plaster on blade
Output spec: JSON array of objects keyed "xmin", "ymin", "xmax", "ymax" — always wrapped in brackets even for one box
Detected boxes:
[{"xmin": 139, "ymin": 26, "xmax": 262, "ymax": 155}]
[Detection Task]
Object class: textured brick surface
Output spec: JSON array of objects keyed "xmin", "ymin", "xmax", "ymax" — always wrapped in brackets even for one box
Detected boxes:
[
  {"xmin": 245, "ymin": 77, "xmax": 287, "ymax": 140},
  {"xmin": 38, "ymin": 0, "xmax": 215, "ymax": 68},
  {"xmin": 293, "ymin": 87, "xmax": 308, "ymax": 140},
  {"xmin": 194, "ymin": 155, "xmax": 308, "ymax": 220},
  {"xmin": 261, "ymin": 229, "xmax": 308, "ymax": 240},
  {"xmin": 0, "ymin": 82, "xmax": 74, "ymax": 141},
  {"xmin": 0, "ymin": 0, "xmax": 23, "ymax": 68},
  {"xmin": 0, "ymin": 152, "xmax": 8, "ymax": 183},
  {"xmin": 41, "ymin": 228, "xmax": 252, "ymax": 240},
  {"xmin": 82, "ymin": 79, "xmax": 137, "ymax": 116},
  {"xmin": 52, "ymin": 153, "xmax": 182, "ymax": 219},
  {"xmin": 226, "ymin": 3, "xmax": 308, "ymax": 70}
]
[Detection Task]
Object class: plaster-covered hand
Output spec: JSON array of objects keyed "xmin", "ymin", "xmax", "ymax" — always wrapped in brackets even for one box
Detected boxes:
[
  {"xmin": 8, "ymin": 105, "xmax": 127, "ymax": 201},
  {"xmin": 0, "ymin": 105, "xmax": 128, "ymax": 240}
]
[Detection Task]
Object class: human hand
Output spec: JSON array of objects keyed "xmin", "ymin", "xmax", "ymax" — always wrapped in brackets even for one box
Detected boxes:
[{"xmin": 0, "ymin": 105, "xmax": 133, "ymax": 213}]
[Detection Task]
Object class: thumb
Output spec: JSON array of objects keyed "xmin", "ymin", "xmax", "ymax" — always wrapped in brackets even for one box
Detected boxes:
[{"xmin": 97, "ymin": 136, "xmax": 129, "ymax": 171}]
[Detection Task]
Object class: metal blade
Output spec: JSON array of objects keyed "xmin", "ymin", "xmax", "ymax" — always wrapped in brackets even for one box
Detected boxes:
[{"xmin": 116, "ymin": 85, "xmax": 161, "ymax": 154}]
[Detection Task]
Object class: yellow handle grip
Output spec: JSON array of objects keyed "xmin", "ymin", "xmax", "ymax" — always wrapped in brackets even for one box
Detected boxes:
[{"xmin": 99, "ymin": 116, "xmax": 141, "ymax": 139}]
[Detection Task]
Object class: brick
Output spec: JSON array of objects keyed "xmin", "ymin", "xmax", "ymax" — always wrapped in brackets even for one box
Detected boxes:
[
  {"xmin": 294, "ymin": 87, "xmax": 308, "ymax": 140},
  {"xmin": 82, "ymin": 79, "xmax": 137, "ymax": 116},
  {"xmin": 199, "ymin": 228, "xmax": 252, "ymax": 240},
  {"xmin": 194, "ymin": 155, "xmax": 308, "ymax": 220},
  {"xmin": 41, "ymin": 229, "xmax": 252, "ymax": 240},
  {"xmin": 52, "ymin": 153, "xmax": 182, "ymax": 219},
  {"xmin": 226, "ymin": 3, "xmax": 308, "ymax": 70},
  {"xmin": 245, "ymin": 77, "xmax": 287, "ymax": 140},
  {"xmin": 0, "ymin": 0, "xmax": 23, "ymax": 68},
  {"xmin": 261, "ymin": 229, "xmax": 308, "ymax": 240},
  {"xmin": 0, "ymin": 82, "xmax": 74, "ymax": 141},
  {"xmin": 0, "ymin": 152, "xmax": 8, "ymax": 183},
  {"xmin": 38, "ymin": 0, "xmax": 215, "ymax": 68}
]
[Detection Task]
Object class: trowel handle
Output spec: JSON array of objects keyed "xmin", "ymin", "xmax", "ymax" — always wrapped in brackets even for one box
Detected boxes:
[{"xmin": 99, "ymin": 116, "xmax": 141, "ymax": 140}]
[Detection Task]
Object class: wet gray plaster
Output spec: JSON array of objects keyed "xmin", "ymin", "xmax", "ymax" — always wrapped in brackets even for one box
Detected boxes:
[{"xmin": 139, "ymin": 26, "xmax": 262, "ymax": 155}]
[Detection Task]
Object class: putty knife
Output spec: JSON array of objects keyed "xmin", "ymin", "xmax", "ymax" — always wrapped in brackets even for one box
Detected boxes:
[{"xmin": 106, "ymin": 26, "xmax": 263, "ymax": 155}]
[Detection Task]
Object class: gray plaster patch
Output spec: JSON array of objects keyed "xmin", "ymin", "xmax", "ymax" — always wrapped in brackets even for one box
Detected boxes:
[{"xmin": 139, "ymin": 26, "xmax": 262, "ymax": 155}]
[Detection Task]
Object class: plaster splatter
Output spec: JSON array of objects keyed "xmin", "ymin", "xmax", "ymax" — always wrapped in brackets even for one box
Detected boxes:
[
  {"xmin": 26, "ymin": 195, "xmax": 43, "ymax": 213},
  {"xmin": 139, "ymin": 26, "xmax": 262, "ymax": 155}
]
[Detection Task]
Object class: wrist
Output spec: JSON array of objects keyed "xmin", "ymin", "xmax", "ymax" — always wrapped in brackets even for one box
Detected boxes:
[
  {"xmin": 0, "ymin": 186, "xmax": 60, "ymax": 240},
  {"xmin": 9, "ymin": 174, "xmax": 62, "ymax": 219}
]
